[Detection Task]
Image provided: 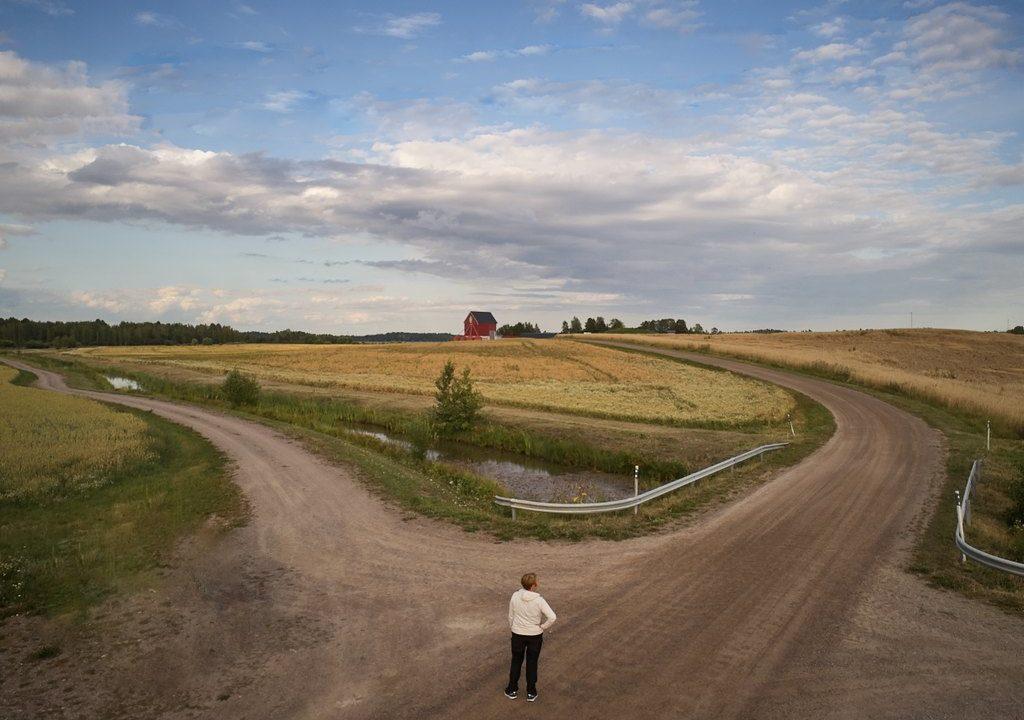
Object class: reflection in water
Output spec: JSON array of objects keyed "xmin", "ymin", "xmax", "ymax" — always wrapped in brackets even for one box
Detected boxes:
[{"xmin": 348, "ymin": 427, "xmax": 632, "ymax": 502}]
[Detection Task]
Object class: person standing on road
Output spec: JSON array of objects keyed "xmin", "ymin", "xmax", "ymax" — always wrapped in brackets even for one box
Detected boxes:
[{"xmin": 504, "ymin": 572, "xmax": 556, "ymax": 703}]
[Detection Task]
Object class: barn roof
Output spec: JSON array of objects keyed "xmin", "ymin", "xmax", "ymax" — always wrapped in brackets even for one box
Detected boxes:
[{"xmin": 466, "ymin": 311, "xmax": 497, "ymax": 324}]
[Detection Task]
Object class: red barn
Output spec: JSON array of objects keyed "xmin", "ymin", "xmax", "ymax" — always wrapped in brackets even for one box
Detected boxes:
[{"xmin": 462, "ymin": 311, "xmax": 497, "ymax": 340}]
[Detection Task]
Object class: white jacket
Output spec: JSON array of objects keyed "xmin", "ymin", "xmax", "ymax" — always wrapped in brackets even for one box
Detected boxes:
[{"xmin": 508, "ymin": 588, "xmax": 556, "ymax": 636}]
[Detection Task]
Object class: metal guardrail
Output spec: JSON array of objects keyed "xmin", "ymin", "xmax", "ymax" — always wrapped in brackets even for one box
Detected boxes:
[
  {"xmin": 955, "ymin": 460, "xmax": 1024, "ymax": 577},
  {"xmin": 494, "ymin": 442, "xmax": 789, "ymax": 517}
]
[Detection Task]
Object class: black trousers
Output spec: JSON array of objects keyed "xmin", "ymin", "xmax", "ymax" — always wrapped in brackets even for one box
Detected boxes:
[{"xmin": 506, "ymin": 632, "xmax": 543, "ymax": 695}]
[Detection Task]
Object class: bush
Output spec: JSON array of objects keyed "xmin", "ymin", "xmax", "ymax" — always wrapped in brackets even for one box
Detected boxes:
[
  {"xmin": 432, "ymin": 360, "xmax": 482, "ymax": 435},
  {"xmin": 221, "ymin": 370, "xmax": 260, "ymax": 407}
]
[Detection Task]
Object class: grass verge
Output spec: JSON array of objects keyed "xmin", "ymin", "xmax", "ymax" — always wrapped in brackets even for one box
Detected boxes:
[
  {"xmin": 0, "ymin": 373, "xmax": 246, "ymax": 617},
  {"xmin": 22, "ymin": 352, "xmax": 834, "ymax": 541}
]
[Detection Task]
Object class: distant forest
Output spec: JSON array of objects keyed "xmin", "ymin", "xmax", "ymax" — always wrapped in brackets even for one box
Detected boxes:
[{"xmin": 0, "ymin": 318, "xmax": 452, "ymax": 348}]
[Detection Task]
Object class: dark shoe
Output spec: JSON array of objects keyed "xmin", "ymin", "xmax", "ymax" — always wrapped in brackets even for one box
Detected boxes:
[
  {"xmin": 504, "ymin": 689, "xmax": 518, "ymax": 700},
  {"xmin": 526, "ymin": 693, "xmax": 537, "ymax": 702}
]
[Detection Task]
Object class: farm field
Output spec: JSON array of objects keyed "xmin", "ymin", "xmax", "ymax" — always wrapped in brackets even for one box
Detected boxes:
[
  {"xmin": 588, "ymin": 332, "xmax": 1024, "ymax": 611},
  {"xmin": 73, "ymin": 339, "xmax": 795, "ymax": 427},
  {"xmin": 0, "ymin": 365, "xmax": 153, "ymax": 501},
  {"xmin": 592, "ymin": 329, "xmax": 1024, "ymax": 436},
  {"xmin": 0, "ymin": 364, "xmax": 244, "ymax": 616}
]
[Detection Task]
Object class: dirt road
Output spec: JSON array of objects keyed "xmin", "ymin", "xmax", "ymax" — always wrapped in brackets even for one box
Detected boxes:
[{"xmin": 2, "ymin": 350, "xmax": 1022, "ymax": 719}]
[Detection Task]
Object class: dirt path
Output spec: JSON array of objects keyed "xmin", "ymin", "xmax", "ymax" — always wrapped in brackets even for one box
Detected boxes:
[{"xmin": 2, "ymin": 351, "xmax": 1022, "ymax": 719}]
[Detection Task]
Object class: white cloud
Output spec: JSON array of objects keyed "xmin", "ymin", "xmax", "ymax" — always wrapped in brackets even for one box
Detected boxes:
[
  {"xmin": 236, "ymin": 40, "xmax": 272, "ymax": 52},
  {"xmin": 462, "ymin": 50, "xmax": 497, "ymax": 62},
  {"xmin": 0, "ymin": 50, "xmax": 139, "ymax": 144},
  {"xmin": 0, "ymin": 269, "xmax": 6, "ymax": 282},
  {"xmin": 830, "ymin": 64, "xmax": 875, "ymax": 85},
  {"xmin": 580, "ymin": 2, "xmax": 633, "ymax": 25},
  {"xmin": 794, "ymin": 42, "xmax": 862, "ymax": 63},
  {"xmin": 904, "ymin": 2, "xmax": 1020, "ymax": 73},
  {"xmin": 134, "ymin": 11, "xmax": 179, "ymax": 28},
  {"xmin": 517, "ymin": 44, "xmax": 552, "ymax": 56},
  {"xmin": 642, "ymin": 1, "xmax": 701, "ymax": 33},
  {"xmin": 263, "ymin": 90, "xmax": 310, "ymax": 113},
  {"xmin": 378, "ymin": 12, "xmax": 441, "ymax": 39},
  {"xmin": 149, "ymin": 286, "xmax": 202, "ymax": 313},
  {"xmin": 6, "ymin": 0, "xmax": 72, "ymax": 16},
  {"xmin": 0, "ymin": 223, "xmax": 34, "ymax": 248},
  {"xmin": 811, "ymin": 18, "xmax": 845, "ymax": 38}
]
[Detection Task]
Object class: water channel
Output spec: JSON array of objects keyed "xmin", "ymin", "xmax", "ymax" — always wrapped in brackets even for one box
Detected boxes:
[{"xmin": 349, "ymin": 426, "xmax": 634, "ymax": 502}]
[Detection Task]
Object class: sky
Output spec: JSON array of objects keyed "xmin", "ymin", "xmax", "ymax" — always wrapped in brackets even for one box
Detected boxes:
[{"xmin": 0, "ymin": 0, "xmax": 1021, "ymax": 334}]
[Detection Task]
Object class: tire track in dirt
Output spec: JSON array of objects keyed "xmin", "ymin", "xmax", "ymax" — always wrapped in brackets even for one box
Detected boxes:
[{"xmin": 3, "ymin": 350, "xmax": 1022, "ymax": 719}]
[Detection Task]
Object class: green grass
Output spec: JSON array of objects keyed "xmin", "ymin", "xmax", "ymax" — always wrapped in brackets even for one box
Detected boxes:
[
  {"xmin": 590, "ymin": 338, "xmax": 1024, "ymax": 611},
  {"xmin": 25, "ymin": 353, "xmax": 834, "ymax": 542},
  {"xmin": 10, "ymin": 369, "xmax": 38, "ymax": 387},
  {"xmin": 2, "ymin": 352, "xmax": 112, "ymax": 391},
  {"xmin": 0, "ymin": 403, "xmax": 246, "ymax": 617}
]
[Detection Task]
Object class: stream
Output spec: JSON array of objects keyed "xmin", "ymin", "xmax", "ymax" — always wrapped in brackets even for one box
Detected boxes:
[{"xmin": 349, "ymin": 426, "xmax": 634, "ymax": 503}]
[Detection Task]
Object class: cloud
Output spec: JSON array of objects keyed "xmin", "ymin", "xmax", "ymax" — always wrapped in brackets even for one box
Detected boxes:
[
  {"xmin": 0, "ymin": 223, "xmax": 34, "ymax": 248},
  {"xmin": 794, "ymin": 42, "xmax": 862, "ymax": 63},
  {"xmin": 5, "ymin": 0, "xmax": 72, "ymax": 16},
  {"xmin": 531, "ymin": 0, "xmax": 568, "ymax": 23},
  {"xmin": 459, "ymin": 45, "xmax": 553, "ymax": 62},
  {"xmin": 149, "ymin": 286, "xmax": 202, "ymax": 313},
  {"xmin": 0, "ymin": 50, "xmax": 140, "ymax": 145},
  {"xmin": 263, "ymin": 90, "xmax": 311, "ymax": 113},
  {"xmin": 374, "ymin": 12, "xmax": 442, "ymax": 39},
  {"xmin": 338, "ymin": 92, "xmax": 478, "ymax": 141},
  {"xmin": 490, "ymin": 77, "xmax": 692, "ymax": 125},
  {"xmin": 235, "ymin": 40, "xmax": 272, "ymax": 52},
  {"xmin": 462, "ymin": 50, "xmax": 497, "ymax": 62},
  {"xmin": 810, "ymin": 18, "xmax": 845, "ymax": 38},
  {"xmin": 642, "ymin": 1, "xmax": 701, "ymax": 33},
  {"xmin": 903, "ymin": 2, "xmax": 1020, "ymax": 73},
  {"xmin": 517, "ymin": 44, "xmax": 552, "ymax": 56},
  {"xmin": 134, "ymin": 11, "xmax": 180, "ymax": 28},
  {"xmin": 580, "ymin": 2, "xmax": 634, "ymax": 25}
]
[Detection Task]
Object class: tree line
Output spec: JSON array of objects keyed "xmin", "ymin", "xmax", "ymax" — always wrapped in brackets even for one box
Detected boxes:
[
  {"xmin": 0, "ymin": 317, "xmax": 355, "ymax": 348},
  {"xmin": 497, "ymin": 321, "xmax": 543, "ymax": 337},
  {"xmin": 559, "ymin": 316, "xmax": 718, "ymax": 334},
  {"xmin": 559, "ymin": 317, "xmax": 626, "ymax": 334}
]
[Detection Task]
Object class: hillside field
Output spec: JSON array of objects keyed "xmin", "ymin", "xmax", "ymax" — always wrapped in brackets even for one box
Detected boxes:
[
  {"xmin": 73, "ymin": 339, "xmax": 795, "ymax": 427},
  {"xmin": 592, "ymin": 329, "xmax": 1024, "ymax": 436}
]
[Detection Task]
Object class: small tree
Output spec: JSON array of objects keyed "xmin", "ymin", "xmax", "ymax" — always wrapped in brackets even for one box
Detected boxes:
[
  {"xmin": 222, "ymin": 369, "xmax": 261, "ymax": 407},
  {"xmin": 433, "ymin": 360, "xmax": 482, "ymax": 435},
  {"xmin": 561, "ymin": 320, "xmax": 570, "ymax": 334},
  {"xmin": 673, "ymin": 319, "xmax": 688, "ymax": 334},
  {"xmin": 608, "ymin": 318, "xmax": 625, "ymax": 330},
  {"xmin": 595, "ymin": 316, "xmax": 608, "ymax": 332},
  {"xmin": 570, "ymin": 317, "xmax": 583, "ymax": 333}
]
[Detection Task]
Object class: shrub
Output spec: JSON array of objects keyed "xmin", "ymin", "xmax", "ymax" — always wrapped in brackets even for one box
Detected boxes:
[
  {"xmin": 432, "ymin": 360, "xmax": 482, "ymax": 435},
  {"xmin": 221, "ymin": 370, "xmax": 260, "ymax": 407}
]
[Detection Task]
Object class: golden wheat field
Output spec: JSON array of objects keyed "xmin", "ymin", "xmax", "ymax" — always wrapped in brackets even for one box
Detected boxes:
[
  {"xmin": 0, "ymin": 366, "xmax": 155, "ymax": 500},
  {"xmin": 594, "ymin": 329, "xmax": 1024, "ymax": 434},
  {"xmin": 74, "ymin": 339, "xmax": 794, "ymax": 426}
]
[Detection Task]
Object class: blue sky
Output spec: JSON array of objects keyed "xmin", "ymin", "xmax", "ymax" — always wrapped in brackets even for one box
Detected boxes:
[{"xmin": 0, "ymin": 0, "xmax": 1021, "ymax": 333}]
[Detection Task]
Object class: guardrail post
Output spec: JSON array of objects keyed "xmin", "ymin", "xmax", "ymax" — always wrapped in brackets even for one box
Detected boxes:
[
  {"xmin": 986, "ymin": 420, "xmax": 990, "ymax": 451},
  {"xmin": 511, "ymin": 506, "xmax": 516, "ymax": 521},
  {"xmin": 787, "ymin": 414, "xmax": 795, "ymax": 437},
  {"xmin": 633, "ymin": 465, "xmax": 639, "ymax": 515}
]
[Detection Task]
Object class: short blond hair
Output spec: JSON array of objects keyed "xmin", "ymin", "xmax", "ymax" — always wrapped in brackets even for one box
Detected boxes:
[{"xmin": 520, "ymin": 573, "xmax": 537, "ymax": 590}]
